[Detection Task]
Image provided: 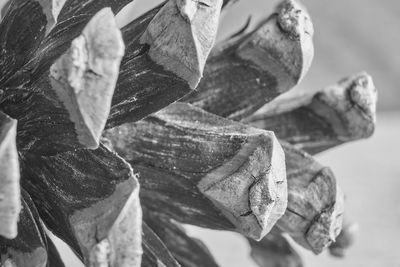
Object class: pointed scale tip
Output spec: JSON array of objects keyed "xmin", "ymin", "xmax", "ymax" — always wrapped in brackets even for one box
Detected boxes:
[
  {"xmin": 317, "ymin": 72, "xmax": 377, "ymax": 140},
  {"xmin": 49, "ymin": 8, "xmax": 125, "ymax": 150},
  {"xmin": 140, "ymin": 0, "xmax": 223, "ymax": 89},
  {"xmin": 199, "ymin": 131, "xmax": 287, "ymax": 240}
]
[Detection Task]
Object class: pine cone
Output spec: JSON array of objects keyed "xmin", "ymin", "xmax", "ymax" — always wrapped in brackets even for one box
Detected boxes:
[{"xmin": 0, "ymin": 0, "xmax": 377, "ymax": 266}]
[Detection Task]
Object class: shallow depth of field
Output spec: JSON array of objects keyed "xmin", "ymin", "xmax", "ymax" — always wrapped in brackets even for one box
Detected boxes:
[{"xmin": 57, "ymin": 0, "xmax": 400, "ymax": 266}]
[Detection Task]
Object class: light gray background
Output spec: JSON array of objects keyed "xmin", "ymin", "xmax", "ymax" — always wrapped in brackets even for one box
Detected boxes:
[{"xmin": 57, "ymin": 1, "xmax": 400, "ymax": 266}]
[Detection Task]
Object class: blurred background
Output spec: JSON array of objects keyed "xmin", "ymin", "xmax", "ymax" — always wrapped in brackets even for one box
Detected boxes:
[
  {"xmin": 57, "ymin": 0, "xmax": 400, "ymax": 266},
  {"xmin": 117, "ymin": 0, "xmax": 400, "ymax": 112}
]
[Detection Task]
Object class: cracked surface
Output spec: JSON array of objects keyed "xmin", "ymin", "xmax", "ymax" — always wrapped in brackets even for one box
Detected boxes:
[
  {"xmin": 246, "ymin": 72, "xmax": 377, "ymax": 155},
  {"xmin": 106, "ymin": 103, "xmax": 287, "ymax": 240},
  {"xmin": 277, "ymin": 143, "xmax": 344, "ymax": 254},
  {"xmin": 198, "ymin": 132, "xmax": 287, "ymax": 240}
]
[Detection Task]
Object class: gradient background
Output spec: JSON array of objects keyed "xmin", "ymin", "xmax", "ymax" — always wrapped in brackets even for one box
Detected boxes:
[{"xmin": 56, "ymin": 0, "xmax": 400, "ymax": 266}]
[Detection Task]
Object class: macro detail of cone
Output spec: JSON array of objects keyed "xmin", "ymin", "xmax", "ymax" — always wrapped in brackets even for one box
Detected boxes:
[
  {"xmin": 0, "ymin": 190, "xmax": 50, "ymax": 267},
  {"xmin": 197, "ymin": 128, "xmax": 287, "ymax": 240},
  {"xmin": 0, "ymin": 0, "xmax": 377, "ymax": 266},
  {"xmin": 0, "ymin": 112, "xmax": 20, "ymax": 240},
  {"xmin": 275, "ymin": 142, "xmax": 345, "ymax": 254},
  {"xmin": 140, "ymin": 0, "xmax": 222, "ymax": 89},
  {"xmin": 104, "ymin": 102, "xmax": 287, "ymax": 241},
  {"xmin": 183, "ymin": 0, "xmax": 314, "ymax": 121},
  {"xmin": 49, "ymin": 8, "xmax": 125, "ymax": 150},
  {"xmin": 246, "ymin": 72, "xmax": 377, "ymax": 154}
]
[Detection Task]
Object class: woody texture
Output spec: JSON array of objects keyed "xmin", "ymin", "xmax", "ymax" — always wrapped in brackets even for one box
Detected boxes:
[{"xmin": 0, "ymin": 0, "xmax": 377, "ymax": 266}]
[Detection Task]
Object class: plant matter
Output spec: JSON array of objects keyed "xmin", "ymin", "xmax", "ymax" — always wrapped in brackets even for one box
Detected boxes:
[{"xmin": 0, "ymin": 0, "xmax": 377, "ymax": 266}]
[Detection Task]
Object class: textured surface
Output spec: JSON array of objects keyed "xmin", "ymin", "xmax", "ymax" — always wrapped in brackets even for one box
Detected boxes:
[
  {"xmin": 26, "ymin": 0, "xmax": 135, "ymax": 82},
  {"xmin": 49, "ymin": 0, "xmax": 396, "ymax": 266},
  {"xmin": 89, "ymin": 179, "xmax": 142, "ymax": 267},
  {"xmin": 1, "ymin": 7, "xmax": 125, "ymax": 155},
  {"xmin": 0, "ymin": 190, "xmax": 64, "ymax": 267},
  {"xmin": 183, "ymin": 0, "xmax": 313, "ymax": 121},
  {"xmin": 0, "ymin": 1, "xmax": 394, "ymax": 266},
  {"xmin": 246, "ymin": 73, "xmax": 377, "ymax": 154},
  {"xmin": 181, "ymin": 113, "xmax": 400, "ymax": 267},
  {"xmin": 107, "ymin": 1, "xmax": 222, "ymax": 128},
  {"xmin": 0, "ymin": 111, "xmax": 20, "ymax": 239},
  {"xmin": 216, "ymin": 0, "xmax": 399, "ymax": 111},
  {"xmin": 141, "ymin": 222, "xmax": 181, "ymax": 267},
  {"xmin": 141, "ymin": 0, "xmax": 222, "ymax": 89},
  {"xmin": 105, "ymin": 103, "xmax": 287, "ymax": 240},
  {"xmin": 0, "ymin": 0, "xmax": 47, "ymax": 87},
  {"xmin": 277, "ymin": 142, "xmax": 344, "ymax": 254},
  {"xmin": 109, "ymin": 5, "xmax": 191, "ymax": 128},
  {"xmin": 49, "ymin": 7, "xmax": 124, "ymax": 149},
  {"xmin": 21, "ymin": 145, "xmax": 140, "ymax": 264},
  {"xmin": 118, "ymin": 0, "xmax": 400, "ymax": 111}
]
